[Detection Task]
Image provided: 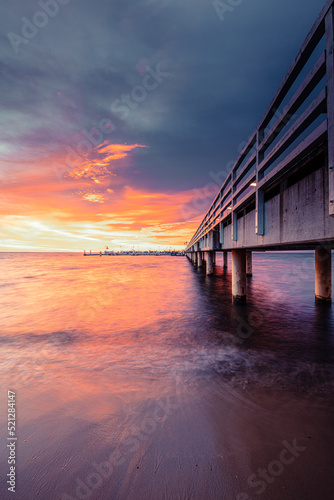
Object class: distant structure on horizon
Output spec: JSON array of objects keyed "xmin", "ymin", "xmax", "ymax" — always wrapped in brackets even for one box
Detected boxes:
[{"xmin": 83, "ymin": 249, "xmax": 185, "ymax": 256}]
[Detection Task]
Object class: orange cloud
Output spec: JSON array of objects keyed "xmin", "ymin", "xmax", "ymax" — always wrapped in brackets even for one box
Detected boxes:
[
  {"xmin": 0, "ymin": 142, "xmax": 203, "ymax": 251},
  {"xmin": 67, "ymin": 142, "xmax": 146, "ymax": 182},
  {"xmin": 97, "ymin": 142, "xmax": 146, "ymax": 155},
  {"xmin": 81, "ymin": 193, "xmax": 106, "ymax": 203}
]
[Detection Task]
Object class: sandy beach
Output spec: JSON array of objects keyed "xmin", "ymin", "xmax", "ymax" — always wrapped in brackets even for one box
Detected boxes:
[{"xmin": 3, "ymin": 374, "xmax": 334, "ymax": 500}]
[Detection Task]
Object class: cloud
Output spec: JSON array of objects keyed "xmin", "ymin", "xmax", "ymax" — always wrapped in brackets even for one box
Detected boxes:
[
  {"xmin": 80, "ymin": 193, "xmax": 106, "ymax": 204},
  {"xmin": 0, "ymin": 0, "xmax": 323, "ymax": 250},
  {"xmin": 0, "ymin": 179, "xmax": 200, "ymax": 250},
  {"xmin": 67, "ymin": 141, "xmax": 147, "ymax": 183}
]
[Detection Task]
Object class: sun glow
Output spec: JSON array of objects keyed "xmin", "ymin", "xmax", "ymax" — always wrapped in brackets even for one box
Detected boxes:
[{"xmin": 0, "ymin": 138, "xmax": 201, "ymax": 251}]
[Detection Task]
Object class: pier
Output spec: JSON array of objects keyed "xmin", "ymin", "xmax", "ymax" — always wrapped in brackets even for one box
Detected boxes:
[{"xmin": 185, "ymin": 0, "xmax": 334, "ymax": 303}]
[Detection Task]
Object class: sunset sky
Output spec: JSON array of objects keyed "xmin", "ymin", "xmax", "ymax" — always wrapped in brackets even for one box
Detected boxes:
[{"xmin": 0, "ymin": 0, "xmax": 323, "ymax": 251}]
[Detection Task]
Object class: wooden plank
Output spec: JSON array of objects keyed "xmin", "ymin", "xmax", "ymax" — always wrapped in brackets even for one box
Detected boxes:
[
  {"xmin": 258, "ymin": 1, "xmax": 331, "ymax": 131},
  {"xmin": 258, "ymin": 88, "xmax": 327, "ymax": 175},
  {"xmin": 197, "ymin": 199, "xmax": 233, "ymax": 241},
  {"xmin": 233, "ymin": 132, "xmax": 257, "ymax": 174},
  {"xmin": 233, "ymin": 171, "xmax": 256, "ymax": 200},
  {"xmin": 219, "ymin": 174, "xmax": 232, "ymax": 200},
  {"xmin": 230, "ymin": 192, "xmax": 255, "ymax": 214},
  {"xmin": 259, "ymin": 51, "xmax": 326, "ymax": 154},
  {"xmin": 234, "ymin": 152, "xmax": 257, "ymax": 187},
  {"xmin": 219, "ymin": 197, "xmax": 233, "ymax": 216},
  {"xmin": 221, "ymin": 189, "xmax": 232, "ymax": 207},
  {"xmin": 257, "ymin": 119, "xmax": 328, "ymax": 191},
  {"xmin": 192, "ymin": 174, "xmax": 232, "ymax": 245},
  {"xmin": 326, "ymin": 6, "xmax": 334, "ymax": 215},
  {"xmin": 214, "ymin": 194, "xmax": 232, "ymax": 220}
]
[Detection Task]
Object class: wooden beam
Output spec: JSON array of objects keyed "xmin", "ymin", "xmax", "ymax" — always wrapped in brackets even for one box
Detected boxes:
[
  {"xmin": 233, "ymin": 171, "xmax": 256, "ymax": 200},
  {"xmin": 257, "ymin": 119, "xmax": 328, "ymax": 191},
  {"xmin": 234, "ymin": 152, "xmax": 257, "ymax": 187},
  {"xmin": 258, "ymin": 1, "xmax": 330, "ymax": 131},
  {"xmin": 258, "ymin": 88, "xmax": 327, "ymax": 175},
  {"xmin": 233, "ymin": 132, "xmax": 257, "ymax": 174},
  {"xmin": 259, "ymin": 51, "xmax": 327, "ymax": 154}
]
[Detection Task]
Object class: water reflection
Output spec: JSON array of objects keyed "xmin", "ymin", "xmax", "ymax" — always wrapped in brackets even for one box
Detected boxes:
[{"xmin": 0, "ymin": 252, "xmax": 334, "ymax": 499}]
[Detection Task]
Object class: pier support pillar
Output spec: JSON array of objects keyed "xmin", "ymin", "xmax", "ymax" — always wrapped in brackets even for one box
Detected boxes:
[
  {"xmin": 232, "ymin": 249, "xmax": 246, "ymax": 303},
  {"xmin": 205, "ymin": 251, "xmax": 214, "ymax": 275},
  {"xmin": 197, "ymin": 252, "xmax": 203, "ymax": 267},
  {"xmin": 223, "ymin": 251, "xmax": 228, "ymax": 268},
  {"xmin": 246, "ymin": 251, "xmax": 252, "ymax": 276},
  {"xmin": 212, "ymin": 252, "xmax": 216, "ymax": 265},
  {"xmin": 315, "ymin": 248, "xmax": 332, "ymax": 302}
]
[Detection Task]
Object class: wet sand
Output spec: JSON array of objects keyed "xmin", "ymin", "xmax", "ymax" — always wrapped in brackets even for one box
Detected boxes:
[{"xmin": 1, "ymin": 375, "xmax": 333, "ymax": 500}]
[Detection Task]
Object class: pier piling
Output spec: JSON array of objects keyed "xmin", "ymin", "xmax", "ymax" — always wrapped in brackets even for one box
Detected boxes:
[
  {"xmin": 315, "ymin": 248, "xmax": 332, "ymax": 301},
  {"xmin": 232, "ymin": 249, "xmax": 247, "ymax": 303},
  {"xmin": 246, "ymin": 251, "xmax": 252, "ymax": 277},
  {"xmin": 205, "ymin": 252, "xmax": 214, "ymax": 275}
]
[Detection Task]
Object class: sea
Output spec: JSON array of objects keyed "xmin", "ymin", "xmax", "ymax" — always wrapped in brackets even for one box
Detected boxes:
[{"xmin": 0, "ymin": 251, "xmax": 334, "ymax": 500}]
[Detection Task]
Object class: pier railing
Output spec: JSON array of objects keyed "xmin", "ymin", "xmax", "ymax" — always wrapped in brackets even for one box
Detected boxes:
[{"xmin": 186, "ymin": 0, "xmax": 334, "ymax": 252}]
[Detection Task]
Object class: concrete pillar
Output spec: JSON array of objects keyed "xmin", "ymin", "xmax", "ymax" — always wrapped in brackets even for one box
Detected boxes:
[
  {"xmin": 197, "ymin": 251, "xmax": 203, "ymax": 267},
  {"xmin": 223, "ymin": 251, "xmax": 228, "ymax": 268},
  {"xmin": 246, "ymin": 251, "xmax": 252, "ymax": 276},
  {"xmin": 212, "ymin": 252, "xmax": 216, "ymax": 265},
  {"xmin": 232, "ymin": 249, "xmax": 246, "ymax": 303},
  {"xmin": 205, "ymin": 252, "xmax": 214, "ymax": 275},
  {"xmin": 315, "ymin": 248, "xmax": 332, "ymax": 302}
]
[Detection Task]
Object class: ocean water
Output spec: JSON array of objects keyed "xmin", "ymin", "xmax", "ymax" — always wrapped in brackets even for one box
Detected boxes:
[{"xmin": 0, "ymin": 252, "xmax": 334, "ymax": 500}]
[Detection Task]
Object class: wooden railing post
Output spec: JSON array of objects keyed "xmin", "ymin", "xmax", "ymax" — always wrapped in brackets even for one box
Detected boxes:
[
  {"xmin": 220, "ymin": 221, "xmax": 224, "ymax": 245},
  {"xmin": 326, "ymin": 4, "xmax": 334, "ymax": 216},
  {"xmin": 255, "ymin": 128, "xmax": 265, "ymax": 235},
  {"xmin": 231, "ymin": 168, "xmax": 238, "ymax": 240}
]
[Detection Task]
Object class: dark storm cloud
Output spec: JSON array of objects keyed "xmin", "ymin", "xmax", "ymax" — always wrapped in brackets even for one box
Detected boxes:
[{"xmin": 0, "ymin": 0, "xmax": 324, "ymax": 190}]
